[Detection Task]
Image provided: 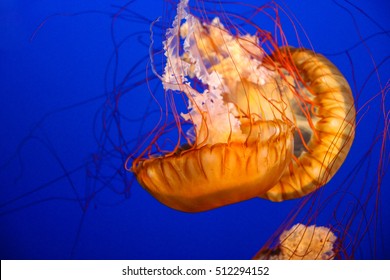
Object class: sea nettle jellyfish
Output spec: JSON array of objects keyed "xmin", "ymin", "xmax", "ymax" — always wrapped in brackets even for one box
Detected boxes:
[{"xmin": 129, "ymin": 0, "xmax": 355, "ymax": 212}]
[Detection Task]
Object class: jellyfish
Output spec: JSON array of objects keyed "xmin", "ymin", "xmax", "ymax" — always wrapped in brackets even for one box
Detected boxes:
[
  {"xmin": 130, "ymin": 0, "xmax": 356, "ymax": 212},
  {"xmin": 253, "ymin": 223, "xmax": 338, "ymax": 260}
]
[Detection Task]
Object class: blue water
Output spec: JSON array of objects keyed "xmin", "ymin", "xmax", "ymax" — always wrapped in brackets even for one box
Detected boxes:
[{"xmin": 0, "ymin": 0, "xmax": 389, "ymax": 259}]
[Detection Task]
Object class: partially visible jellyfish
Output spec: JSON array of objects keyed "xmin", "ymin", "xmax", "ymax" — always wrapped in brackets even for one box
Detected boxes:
[
  {"xmin": 130, "ymin": 0, "xmax": 355, "ymax": 212},
  {"xmin": 254, "ymin": 224, "xmax": 338, "ymax": 260}
]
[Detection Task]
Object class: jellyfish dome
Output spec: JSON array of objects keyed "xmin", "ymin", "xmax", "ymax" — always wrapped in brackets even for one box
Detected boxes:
[{"xmin": 254, "ymin": 224, "xmax": 338, "ymax": 260}]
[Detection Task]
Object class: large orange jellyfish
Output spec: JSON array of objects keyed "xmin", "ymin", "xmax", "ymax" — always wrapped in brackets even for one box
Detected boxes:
[{"xmin": 129, "ymin": 0, "xmax": 356, "ymax": 212}]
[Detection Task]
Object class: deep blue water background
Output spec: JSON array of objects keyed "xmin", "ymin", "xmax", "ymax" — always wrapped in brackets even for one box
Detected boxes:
[{"xmin": 0, "ymin": 0, "xmax": 389, "ymax": 259}]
